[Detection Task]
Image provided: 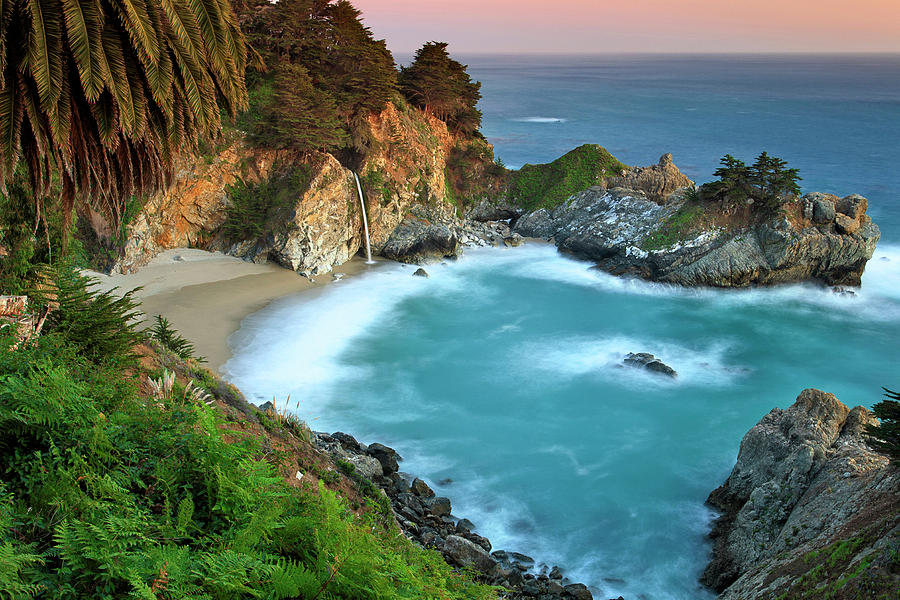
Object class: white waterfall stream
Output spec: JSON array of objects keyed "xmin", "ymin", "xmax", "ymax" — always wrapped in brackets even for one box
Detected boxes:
[{"xmin": 353, "ymin": 172, "xmax": 376, "ymax": 264}]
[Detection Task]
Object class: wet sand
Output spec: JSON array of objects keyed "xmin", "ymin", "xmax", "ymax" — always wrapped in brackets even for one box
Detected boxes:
[{"xmin": 87, "ymin": 249, "xmax": 373, "ymax": 370}]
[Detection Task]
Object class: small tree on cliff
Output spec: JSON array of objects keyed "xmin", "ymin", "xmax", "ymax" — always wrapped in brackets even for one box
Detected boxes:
[
  {"xmin": 867, "ymin": 388, "xmax": 900, "ymax": 464},
  {"xmin": 701, "ymin": 152, "xmax": 801, "ymax": 209},
  {"xmin": 399, "ymin": 42, "xmax": 482, "ymax": 135}
]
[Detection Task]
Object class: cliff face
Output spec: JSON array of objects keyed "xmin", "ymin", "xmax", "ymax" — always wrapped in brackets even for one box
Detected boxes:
[
  {"xmin": 112, "ymin": 101, "xmax": 460, "ymax": 276},
  {"xmin": 514, "ymin": 155, "xmax": 880, "ymax": 288},
  {"xmin": 702, "ymin": 389, "xmax": 899, "ymax": 599}
]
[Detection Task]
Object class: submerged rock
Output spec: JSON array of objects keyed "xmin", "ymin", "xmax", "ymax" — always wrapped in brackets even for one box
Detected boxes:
[
  {"xmin": 623, "ymin": 352, "xmax": 677, "ymax": 378},
  {"xmin": 412, "ymin": 268, "xmax": 429, "ymax": 278}
]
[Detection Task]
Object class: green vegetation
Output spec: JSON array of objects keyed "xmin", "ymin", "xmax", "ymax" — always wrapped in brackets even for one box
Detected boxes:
[
  {"xmin": 773, "ymin": 534, "xmax": 896, "ymax": 600},
  {"xmin": 147, "ymin": 315, "xmax": 202, "ymax": 363},
  {"xmin": 222, "ymin": 165, "xmax": 313, "ymax": 242},
  {"xmin": 445, "ymin": 138, "xmax": 508, "ymax": 209},
  {"xmin": 235, "ymin": 0, "xmax": 399, "ymax": 154},
  {"xmin": 0, "ymin": 269, "xmax": 495, "ymax": 600},
  {"xmin": 640, "ymin": 202, "xmax": 706, "ymax": 251},
  {"xmin": 507, "ymin": 144, "xmax": 627, "ymax": 211},
  {"xmin": 867, "ymin": 388, "xmax": 900, "ymax": 464},
  {"xmin": 399, "ymin": 42, "xmax": 482, "ymax": 135},
  {"xmin": 0, "ymin": 0, "xmax": 248, "ymax": 232},
  {"xmin": 700, "ymin": 152, "xmax": 802, "ymax": 209}
]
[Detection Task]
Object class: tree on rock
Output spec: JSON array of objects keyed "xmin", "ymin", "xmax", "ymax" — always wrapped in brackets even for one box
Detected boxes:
[
  {"xmin": 700, "ymin": 152, "xmax": 801, "ymax": 209},
  {"xmin": 399, "ymin": 42, "xmax": 482, "ymax": 135},
  {"xmin": 868, "ymin": 388, "xmax": 900, "ymax": 464},
  {"xmin": 251, "ymin": 64, "xmax": 348, "ymax": 153}
]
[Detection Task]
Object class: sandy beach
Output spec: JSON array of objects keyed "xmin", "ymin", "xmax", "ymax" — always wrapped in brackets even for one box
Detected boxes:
[{"xmin": 87, "ymin": 249, "xmax": 374, "ymax": 370}]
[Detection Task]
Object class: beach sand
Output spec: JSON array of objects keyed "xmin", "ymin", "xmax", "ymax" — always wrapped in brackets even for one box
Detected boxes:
[{"xmin": 87, "ymin": 249, "xmax": 373, "ymax": 370}]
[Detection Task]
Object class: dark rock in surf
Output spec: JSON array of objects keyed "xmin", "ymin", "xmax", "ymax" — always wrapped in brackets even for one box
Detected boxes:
[
  {"xmin": 623, "ymin": 352, "xmax": 677, "ymax": 378},
  {"xmin": 412, "ymin": 268, "xmax": 429, "ymax": 277}
]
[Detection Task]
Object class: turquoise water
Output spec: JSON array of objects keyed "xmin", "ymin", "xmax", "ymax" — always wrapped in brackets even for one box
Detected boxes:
[
  {"xmin": 225, "ymin": 55, "xmax": 900, "ymax": 598},
  {"xmin": 224, "ymin": 244, "xmax": 900, "ymax": 600}
]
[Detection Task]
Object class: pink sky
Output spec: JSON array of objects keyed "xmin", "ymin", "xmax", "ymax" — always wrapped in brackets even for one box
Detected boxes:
[{"xmin": 352, "ymin": 0, "xmax": 900, "ymax": 54}]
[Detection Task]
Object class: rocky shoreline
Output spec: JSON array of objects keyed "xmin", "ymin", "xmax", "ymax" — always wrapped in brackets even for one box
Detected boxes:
[
  {"xmin": 701, "ymin": 389, "xmax": 898, "ymax": 598},
  {"xmin": 309, "ymin": 429, "xmax": 604, "ymax": 600}
]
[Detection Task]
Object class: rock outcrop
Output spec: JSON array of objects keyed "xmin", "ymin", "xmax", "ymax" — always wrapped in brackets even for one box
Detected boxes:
[
  {"xmin": 607, "ymin": 153, "xmax": 694, "ymax": 204},
  {"xmin": 110, "ymin": 102, "xmax": 464, "ymax": 276},
  {"xmin": 515, "ymin": 174, "xmax": 881, "ymax": 287},
  {"xmin": 381, "ymin": 218, "xmax": 459, "ymax": 264},
  {"xmin": 702, "ymin": 389, "xmax": 899, "ymax": 599}
]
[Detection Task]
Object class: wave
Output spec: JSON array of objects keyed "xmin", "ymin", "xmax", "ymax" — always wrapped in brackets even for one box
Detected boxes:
[{"xmin": 511, "ymin": 116, "xmax": 568, "ymax": 123}]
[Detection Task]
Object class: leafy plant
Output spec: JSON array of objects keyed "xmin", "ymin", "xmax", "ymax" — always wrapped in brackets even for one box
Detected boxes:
[
  {"xmin": 31, "ymin": 265, "xmax": 142, "ymax": 367},
  {"xmin": 222, "ymin": 166, "xmax": 313, "ymax": 242}
]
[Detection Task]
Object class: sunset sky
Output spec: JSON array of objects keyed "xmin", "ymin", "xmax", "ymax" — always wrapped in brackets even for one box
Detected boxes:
[{"xmin": 352, "ymin": 0, "xmax": 900, "ymax": 55}]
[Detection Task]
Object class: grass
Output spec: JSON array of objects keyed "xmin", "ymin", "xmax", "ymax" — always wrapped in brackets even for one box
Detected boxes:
[
  {"xmin": 640, "ymin": 202, "xmax": 707, "ymax": 251},
  {"xmin": 507, "ymin": 144, "xmax": 627, "ymax": 211}
]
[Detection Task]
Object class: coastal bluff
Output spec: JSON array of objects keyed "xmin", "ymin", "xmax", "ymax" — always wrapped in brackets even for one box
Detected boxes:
[
  {"xmin": 702, "ymin": 389, "xmax": 898, "ymax": 599},
  {"xmin": 512, "ymin": 154, "xmax": 880, "ymax": 288}
]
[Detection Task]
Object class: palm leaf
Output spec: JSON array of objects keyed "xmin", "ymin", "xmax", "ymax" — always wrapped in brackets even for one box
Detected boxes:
[
  {"xmin": 61, "ymin": 0, "xmax": 108, "ymax": 101},
  {"xmin": 0, "ymin": 77, "xmax": 23, "ymax": 181},
  {"xmin": 113, "ymin": 0, "xmax": 160, "ymax": 67},
  {"xmin": 25, "ymin": 0, "xmax": 65, "ymax": 111}
]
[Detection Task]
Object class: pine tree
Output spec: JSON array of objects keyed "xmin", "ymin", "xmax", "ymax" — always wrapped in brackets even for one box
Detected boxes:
[
  {"xmin": 868, "ymin": 389, "xmax": 900, "ymax": 464},
  {"xmin": 399, "ymin": 42, "xmax": 482, "ymax": 135},
  {"xmin": 252, "ymin": 63, "xmax": 347, "ymax": 153}
]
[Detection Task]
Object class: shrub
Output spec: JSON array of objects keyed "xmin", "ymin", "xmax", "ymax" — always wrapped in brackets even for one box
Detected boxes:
[
  {"xmin": 147, "ymin": 315, "xmax": 202, "ymax": 362},
  {"xmin": 222, "ymin": 166, "xmax": 313, "ymax": 243}
]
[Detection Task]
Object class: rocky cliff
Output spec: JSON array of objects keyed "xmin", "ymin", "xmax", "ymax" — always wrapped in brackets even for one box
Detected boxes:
[
  {"xmin": 513, "ymin": 155, "xmax": 880, "ymax": 288},
  {"xmin": 110, "ymin": 101, "xmax": 467, "ymax": 276},
  {"xmin": 702, "ymin": 389, "xmax": 898, "ymax": 599}
]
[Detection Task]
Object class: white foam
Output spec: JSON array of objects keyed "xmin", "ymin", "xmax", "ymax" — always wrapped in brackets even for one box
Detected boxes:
[
  {"xmin": 519, "ymin": 334, "xmax": 745, "ymax": 389},
  {"xmin": 511, "ymin": 116, "xmax": 568, "ymax": 123}
]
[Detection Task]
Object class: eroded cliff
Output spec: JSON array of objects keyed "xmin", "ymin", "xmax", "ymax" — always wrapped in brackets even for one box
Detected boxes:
[{"xmin": 702, "ymin": 389, "xmax": 898, "ymax": 599}]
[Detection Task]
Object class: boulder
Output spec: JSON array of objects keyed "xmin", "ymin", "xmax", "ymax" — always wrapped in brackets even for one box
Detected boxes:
[
  {"xmin": 812, "ymin": 197, "xmax": 836, "ymax": 224},
  {"xmin": 427, "ymin": 496, "xmax": 452, "ymax": 517},
  {"xmin": 623, "ymin": 353, "xmax": 677, "ymax": 378},
  {"xmin": 563, "ymin": 582, "xmax": 594, "ymax": 600},
  {"xmin": 344, "ymin": 454, "xmax": 383, "ymax": 481},
  {"xmin": 411, "ymin": 477, "xmax": 435, "ymax": 498},
  {"xmin": 837, "ymin": 194, "xmax": 867, "ymax": 219},
  {"xmin": 331, "ymin": 431, "xmax": 361, "ymax": 452},
  {"xmin": 834, "ymin": 213, "xmax": 860, "ymax": 235},
  {"xmin": 442, "ymin": 535, "xmax": 499, "ymax": 575},
  {"xmin": 381, "ymin": 218, "xmax": 459, "ymax": 264},
  {"xmin": 366, "ymin": 443, "xmax": 401, "ymax": 474},
  {"xmin": 412, "ymin": 268, "xmax": 429, "ymax": 278}
]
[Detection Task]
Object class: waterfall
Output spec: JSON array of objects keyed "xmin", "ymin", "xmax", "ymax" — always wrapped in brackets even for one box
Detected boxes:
[{"xmin": 353, "ymin": 172, "xmax": 376, "ymax": 264}]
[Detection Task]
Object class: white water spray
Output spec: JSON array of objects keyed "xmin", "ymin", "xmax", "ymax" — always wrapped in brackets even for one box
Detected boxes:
[{"xmin": 353, "ymin": 172, "xmax": 376, "ymax": 264}]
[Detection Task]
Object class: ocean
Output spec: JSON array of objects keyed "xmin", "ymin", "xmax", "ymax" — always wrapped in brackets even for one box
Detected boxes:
[{"xmin": 224, "ymin": 55, "xmax": 900, "ymax": 599}]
